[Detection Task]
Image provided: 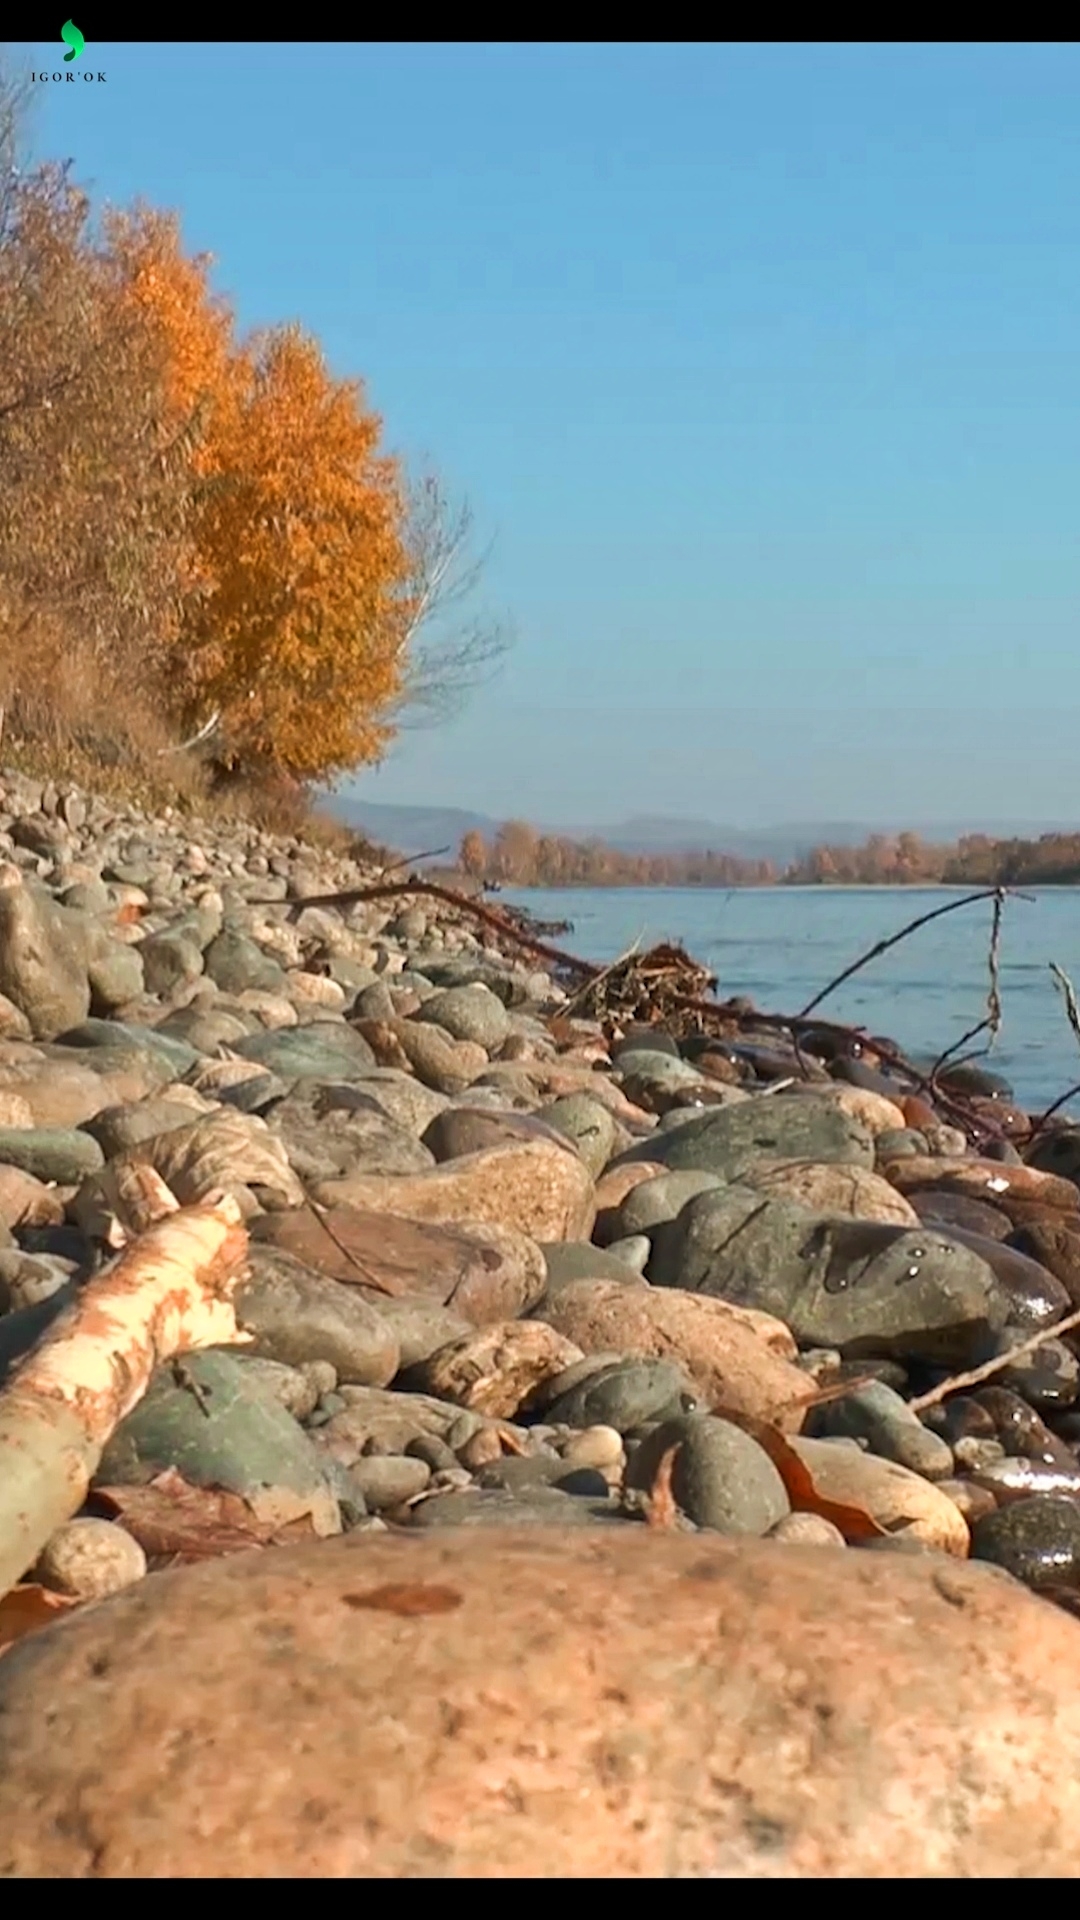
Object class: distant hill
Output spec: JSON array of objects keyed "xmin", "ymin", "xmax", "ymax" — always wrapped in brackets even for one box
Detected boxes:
[
  {"xmin": 316, "ymin": 800, "xmax": 495, "ymax": 858},
  {"xmin": 322, "ymin": 797, "xmax": 1079, "ymax": 871}
]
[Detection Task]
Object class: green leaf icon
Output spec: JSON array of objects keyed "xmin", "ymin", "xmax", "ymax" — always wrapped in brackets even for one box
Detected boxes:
[{"xmin": 60, "ymin": 20, "xmax": 85, "ymax": 62}]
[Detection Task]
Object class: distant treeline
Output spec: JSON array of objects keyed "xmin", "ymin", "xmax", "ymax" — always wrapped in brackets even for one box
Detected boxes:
[{"xmin": 456, "ymin": 823, "xmax": 1080, "ymax": 889}]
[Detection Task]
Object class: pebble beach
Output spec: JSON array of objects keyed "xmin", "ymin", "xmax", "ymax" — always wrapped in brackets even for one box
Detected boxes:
[{"xmin": 3, "ymin": 767, "xmax": 1080, "ymax": 1873}]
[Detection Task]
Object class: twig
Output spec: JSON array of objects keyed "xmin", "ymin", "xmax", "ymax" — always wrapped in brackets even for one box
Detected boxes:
[
  {"xmin": 1028, "ymin": 965, "xmax": 1080, "ymax": 1140},
  {"xmin": 1032, "ymin": 1079, "xmax": 1080, "ymax": 1133},
  {"xmin": 796, "ymin": 887, "xmax": 1022, "ymax": 1022},
  {"xmin": 562, "ymin": 933, "xmax": 645, "ymax": 1016},
  {"xmin": 375, "ymin": 844, "xmax": 451, "ymax": 877},
  {"xmin": 908, "ymin": 1305, "xmax": 1080, "ymax": 1414},
  {"xmin": 663, "ymin": 992, "xmax": 1009, "ymax": 1145},
  {"xmin": 1050, "ymin": 961, "xmax": 1080, "ymax": 1053},
  {"xmin": 244, "ymin": 871, "xmax": 1013, "ymax": 1151},
  {"xmin": 927, "ymin": 1019, "xmax": 994, "ymax": 1084},
  {"xmin": 156, "ymin": 710, "xmax": 222, "ymax": 756},
  {"xmin": 927, "ymin": 888, "xmax": 1007, "ymax": 1085},
  {"xmin": 301, "ymin": 1199, "xmax": 405, "ymax": 1297},
  {"xmin": 246, "ymin": 878, "xmax": 602, "ymax": 977}
]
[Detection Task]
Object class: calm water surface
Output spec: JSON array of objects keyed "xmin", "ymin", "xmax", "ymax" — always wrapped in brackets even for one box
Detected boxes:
[{"xmin": 498, "ymin": 885, "xmax": 1080, "ymax": 1113}]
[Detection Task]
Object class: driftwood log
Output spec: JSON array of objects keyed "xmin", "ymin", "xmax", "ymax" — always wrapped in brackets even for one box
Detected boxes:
[{"xmin": 0, "ymin": 1191, "xmax": 250, "ymax": 1597}]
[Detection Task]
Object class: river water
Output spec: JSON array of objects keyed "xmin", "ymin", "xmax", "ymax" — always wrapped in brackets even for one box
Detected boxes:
[{"xmin": 496, "ymin": 884, "xmax": 1080, "ymax": 1113}]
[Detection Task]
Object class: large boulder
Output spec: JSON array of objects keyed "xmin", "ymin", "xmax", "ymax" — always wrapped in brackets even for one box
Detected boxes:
[{"xmin": 4, "ymin": 1531, "xmax": 1080, "ymax": 1875}]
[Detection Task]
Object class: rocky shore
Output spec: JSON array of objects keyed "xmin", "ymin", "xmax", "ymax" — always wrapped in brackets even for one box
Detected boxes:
[{"xmin": 5, "ymin": 767, "xmax": 1080, "ymax": 1873}]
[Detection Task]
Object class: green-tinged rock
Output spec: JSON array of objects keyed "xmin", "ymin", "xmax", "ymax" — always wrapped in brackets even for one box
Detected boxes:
[
  {"xmin": 626, "ymin": 1414, "xmax": 791, "ymax": 1535},
  {"xmin": 94, "ymin": 1349, "xmax": 341, "ymax": 1535},
  {"xmin": 650, "ymin": 1188, "xmax": 1008, "ymax": 1367},
  {"xmin": 53, "ymin": 1019, "xmax": 200, "ymax": 1077},
  {"xmin": 536, "ymin": 1095, "xmax": 617, "ymax": 1177},
  {"xmin": 0, "ymin": 1127, "xmax": 104, "ymax": 1183},
  {"xmin": 542, "ymin": 1356, "xmax": 697, "ymax": 1432},
  {"xmin": 234, "ymin": 1022, "xmax": 376, "ymax": 1082},
  {"xmin": 237, "ymin": 1248, "xmax": 400, "ymax": 1386},
  {"xmin": 203, "ymin": 929, "xmax": 288, "ymax": 996},
  {"xmin": 615, "ymin": 1093, "xmax": 875, "ymax": 1179},
  {"xmin": 412, "ymin": 983, "xmax": 510, "ymax": 1051}
]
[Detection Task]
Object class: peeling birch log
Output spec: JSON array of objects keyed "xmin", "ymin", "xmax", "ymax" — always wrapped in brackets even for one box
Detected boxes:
[
  {"xmin": 69, "ymin": 1159, "xmax": 181, "ymax": 1249},
  {"xmin": 0, "ymin": 1190, "xmax": 251, "ymax": 1597}
]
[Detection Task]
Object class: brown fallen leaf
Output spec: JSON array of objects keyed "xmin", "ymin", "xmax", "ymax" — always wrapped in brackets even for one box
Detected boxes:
[
  {"xmin": 92, "ymin": 1468, "xmax": 321, "ymax": 1564},
  {"xmin": 547, "ymin": 1015, "xmax": 579, "ymax": 1049},
  {"xmin": 0, "ymin": 1583, "xmax": 80, "ymax": 1653},
  {"xmin": 644, "ymin": 1442, "xmax": 681, "ymax": 1530},
  {"xmin": 713, "ymin": 1402, "xmax": 887, "ymax": 1542}
]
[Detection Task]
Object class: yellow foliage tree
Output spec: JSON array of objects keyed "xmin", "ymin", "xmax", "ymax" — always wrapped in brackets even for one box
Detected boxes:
[
  {"xmin": 459, "ymin": 828, "xmax": 488, "ymax": 877},
  {"xmin": 112, "ymin": 210, "xmax": 416, "ymax": 784},
  {"xmin": 187, "ymin": 325, "xmax": 415, "ymax": 781}
]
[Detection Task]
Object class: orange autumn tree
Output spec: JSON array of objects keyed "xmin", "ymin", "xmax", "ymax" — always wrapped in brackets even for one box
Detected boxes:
[
  {"xmin": 103, "ymin": 203, "xmax": 236, "ymax": 730},
  {"xmin": 188, "ymin": 325, "xmax": 415, "ymax": 781},
  {"xmin": 110, "ymin": 208, "xmax": 416, "ymax": 784}
]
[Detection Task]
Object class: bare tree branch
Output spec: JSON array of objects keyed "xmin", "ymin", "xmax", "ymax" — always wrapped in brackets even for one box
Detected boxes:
[
  {"xmin": 156, "ymin": 710, "xmax": 222, "ymax": 756},
  {"xmin": 385, "ymin": 470, "xmax": 513, "ymax": 731}
]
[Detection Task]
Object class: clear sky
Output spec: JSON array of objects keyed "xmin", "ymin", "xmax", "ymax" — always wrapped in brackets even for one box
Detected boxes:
[{"xmin": 17, "ymin": 40, "xmax": 1080, "ymax": 827}]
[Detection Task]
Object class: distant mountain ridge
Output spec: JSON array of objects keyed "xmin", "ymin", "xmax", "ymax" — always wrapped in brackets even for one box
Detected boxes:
[{"xmin": 323, "ymin": 797, "xmax": 1080, "ymax": 870}]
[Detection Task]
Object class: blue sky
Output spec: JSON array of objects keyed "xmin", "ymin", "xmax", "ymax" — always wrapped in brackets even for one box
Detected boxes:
[{"xmin": 16, "ymin": 40, "xmax": 1080, "ymax": 827}]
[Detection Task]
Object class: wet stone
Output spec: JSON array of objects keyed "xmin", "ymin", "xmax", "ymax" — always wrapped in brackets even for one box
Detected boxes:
[
  {"xmin": 933, "ymin": 1061, "xmax": 1014, "ymax": 1101},
  {"xmin": 971, "ymin": 1387, "xmax": 1076, "ymax": 1467},
  {"xmin": 650, "ymin": 1191, "xmax": 1008, "ymax": 1368},
  {"xmin": 1007, "ymin": 1221, "xmax": 1080, "ymax": 1308},
  {"xmin": 906, "ymin": 1191, "xmax": 1015, "ymax": 1241},
  {"xmin": 971, "ymin": 1495, "xmax": 1080, "ymax": 1592},
  {"xmin": 920, "ymin": 1225, "xmax": 1070, "ymax": 1332},
  {"xmin": 995, "ymin": 1336, "xmax": 1080, "ymax": 1415},
  {"xmin": 968, "ymin": 1461, "xmax": 1080, "ymax": 1507},
  {"xmin": 924, "ymin": 1396, "xmax": 997, "ymax": 1446}
]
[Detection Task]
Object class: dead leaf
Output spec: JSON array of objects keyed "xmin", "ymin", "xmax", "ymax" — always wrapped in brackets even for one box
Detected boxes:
[
  {"xmin": 713, "ymin": 1402, "xmax": 887, "ymax": 1541},
  {"xmin": 547, "ymin": 1015, "xmax": 578, "ymax": 1049},
  {"xmin": 92, "ymin": 1468, "xmax": 320, "ymax": 1563},
  {"xmin": 644, "ymin": 1442, "xmax": 681, "ymax": 1530},
  {"xmin": 0, "ymin": 1583, "xmax": 80, "ymax": 1652}
]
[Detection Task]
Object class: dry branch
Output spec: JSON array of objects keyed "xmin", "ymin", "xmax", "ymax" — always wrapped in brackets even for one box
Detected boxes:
[
  {"xmin": 927, "ymin": 888, "xmax": 1006, "ymax": 1085},
  {"xmin": 908, "ymin": 1306, "xmax": 1080, "ymax": 1415},
  {"xmin": 248, "ymin": 873, "xmax": 1037, "ymax": 1151},
  {"xmin": 797, "ymin": 887, "xmax": 1014, "ymax": 1021},
  {"xmin": 0, "ymin": 1190, "xmax": 250, "ymax": 1596},
  {"xmin": 249, "ymin": 876, "xmax": 603, "ymax": 975},
  {"xmin": 1050, "ymin": 961, "xmax": 1080, "ymax": 1053}
]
